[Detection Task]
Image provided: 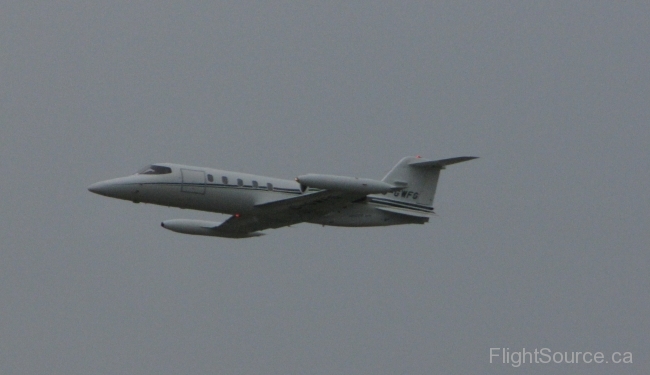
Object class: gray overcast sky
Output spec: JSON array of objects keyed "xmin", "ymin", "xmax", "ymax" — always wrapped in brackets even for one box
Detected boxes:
[{"xmin": 1, "ymin": 1, "xmax": 648, "ymax": 374}]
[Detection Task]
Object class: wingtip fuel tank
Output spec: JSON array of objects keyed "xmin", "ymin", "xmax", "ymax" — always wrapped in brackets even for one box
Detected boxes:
[{"xmin": 161, "ymin": 219, "xmax": 264, "ymax": 238}]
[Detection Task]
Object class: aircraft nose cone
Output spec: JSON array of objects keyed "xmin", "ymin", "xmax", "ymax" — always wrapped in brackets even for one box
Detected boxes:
[
  {"xmin": 88, "ymin": 177, "xmax": 140, "ymax": 200},
  {"xmin": 88, "ymin": 181, "xmax": 110, "ymax": 195}
]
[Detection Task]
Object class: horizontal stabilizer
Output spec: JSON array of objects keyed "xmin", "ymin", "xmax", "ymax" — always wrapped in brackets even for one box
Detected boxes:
[{"xmin": 408, "ymin": 156, "xmax": 478, "ymax": 169}]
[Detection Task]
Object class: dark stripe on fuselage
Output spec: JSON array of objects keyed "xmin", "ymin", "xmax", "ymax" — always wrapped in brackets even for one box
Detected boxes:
[
  {"xmin": 141, "ymin": 182, "xmax": 303, "ymax": 195},
  {"xmin": 140, "ymin": 182, "xmax": 431, "ymax": 214},
  {"xmin": 368, "ymin": 197, "xmax": 434, "ymax": 213}
]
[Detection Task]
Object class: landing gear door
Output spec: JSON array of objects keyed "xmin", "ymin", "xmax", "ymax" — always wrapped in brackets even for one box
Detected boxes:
[{"xmin": 181, "ymin": 169, "xmax": 206, "ymax": 194}]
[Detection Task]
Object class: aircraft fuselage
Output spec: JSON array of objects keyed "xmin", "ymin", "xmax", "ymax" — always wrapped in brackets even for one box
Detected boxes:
[{"xmin": 88, "ymin": 163, "xmax": 425, "ymax": 228}]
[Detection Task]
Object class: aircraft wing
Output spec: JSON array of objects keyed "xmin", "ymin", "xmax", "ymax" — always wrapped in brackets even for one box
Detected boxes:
[{"xmin": 213, "ymin": 190, "xmax": 367, "ymax": 235}]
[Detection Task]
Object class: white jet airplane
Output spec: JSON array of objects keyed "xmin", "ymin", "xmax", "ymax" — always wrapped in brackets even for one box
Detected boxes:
[{"xmin": 88, "ymin": 156, "xmax": 476, "ymax": 238}]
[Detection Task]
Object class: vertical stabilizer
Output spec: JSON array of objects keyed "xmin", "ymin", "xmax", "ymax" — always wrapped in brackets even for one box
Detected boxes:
[{"xmin": 379, "ymin": 156, "xmax": 477, "ymax": 210}]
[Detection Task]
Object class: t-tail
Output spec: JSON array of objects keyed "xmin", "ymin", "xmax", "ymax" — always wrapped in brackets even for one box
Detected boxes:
[{"xmin": 372, "ymin": 156, "xmax": 478, "ymax": 214}]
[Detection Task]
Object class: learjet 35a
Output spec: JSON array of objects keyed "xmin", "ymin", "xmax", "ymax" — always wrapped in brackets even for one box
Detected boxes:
[{"xmin": 88, "ymin": 156, "xmax": 477, "ymax": 238}]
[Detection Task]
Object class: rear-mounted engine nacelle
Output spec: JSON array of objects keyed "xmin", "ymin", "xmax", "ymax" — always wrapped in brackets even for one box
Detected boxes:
[{"xmin": 295, "ymin": 174, "xmax": 403, "ymax": 195}]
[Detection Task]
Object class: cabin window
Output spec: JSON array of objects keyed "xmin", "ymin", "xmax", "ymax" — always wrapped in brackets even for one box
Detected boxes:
[
  {"xmin": 137, "ymin": 165, "xmax": 172, "ymax": 175},
  {"xmin": 222, "ymin": 176, "xmax": 228, "ymax": 185},
  {"xmin": 237, "ymin": 178, "xmax": 243, "ymax": 187},
  {"xmin": 207, "ymin": 174, "xmax": 214, "ymax": 182},
  {"xmin": 267, "ymin": 183, "xmax": 273, "ymax": 191},
  {"xmin": 252, "ymin": 180, "xmax": 258, "ymax": 188}
]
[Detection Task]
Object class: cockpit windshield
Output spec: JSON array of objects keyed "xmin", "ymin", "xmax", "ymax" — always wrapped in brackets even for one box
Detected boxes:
[{"xmin": 137, "ymin": 165, "xmax": 172, "ymax": 175}]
